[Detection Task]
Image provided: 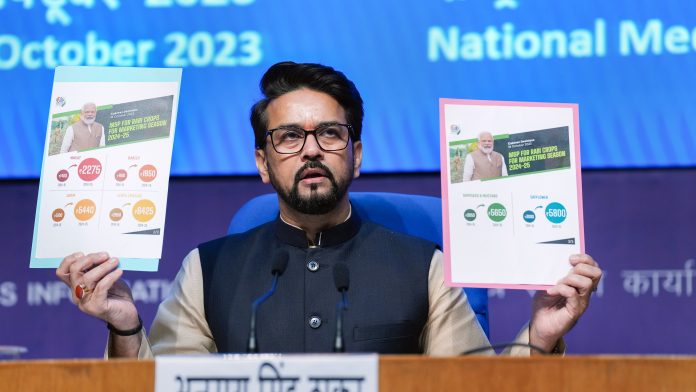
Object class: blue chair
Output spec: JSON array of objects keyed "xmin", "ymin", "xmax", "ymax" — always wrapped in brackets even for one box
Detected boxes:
[{"xmin": 228, "ymin": 192, "xmax": 490, "ymax": 337}]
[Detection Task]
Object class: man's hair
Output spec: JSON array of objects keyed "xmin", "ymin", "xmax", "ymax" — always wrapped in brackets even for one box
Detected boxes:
[
  {"xmin": 478, "ymin": 131, "xmax": 493, "ymax": 140},
  {"xmin": 251, "ymin": 62, "xmax": 364, "ymax": 149},
  {"xmin": 81, "ymin": 102, "xmax": 97, "ymax": 112}
]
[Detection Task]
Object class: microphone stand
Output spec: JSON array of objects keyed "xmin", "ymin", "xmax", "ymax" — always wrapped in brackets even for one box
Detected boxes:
[
  {"xmin": 333, "ymin": 263, "xmax": 350, "ymax": 353},
  {"xmin": 247, "ymin": 273, "xmax": 280, "ymax": 353},
  {"xmin": 247, "ymin": 250, "xmax": 288, "ymax": 353}
]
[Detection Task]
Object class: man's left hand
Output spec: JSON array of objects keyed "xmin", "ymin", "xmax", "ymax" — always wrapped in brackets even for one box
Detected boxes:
[{"xmin": 530, "ymin": 254, "xmax": 602, "ymax": 353}]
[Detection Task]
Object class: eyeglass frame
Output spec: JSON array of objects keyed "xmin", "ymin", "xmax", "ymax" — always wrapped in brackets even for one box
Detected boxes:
[{"xmin": 259, "ymin": 123, "xmax": 355, "ymax": 154}]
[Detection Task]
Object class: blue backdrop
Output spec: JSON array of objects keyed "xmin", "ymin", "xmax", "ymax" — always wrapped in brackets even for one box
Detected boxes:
[{"xmin": 1, "ymin": 0, "xmax": 696, "ymax": 178}]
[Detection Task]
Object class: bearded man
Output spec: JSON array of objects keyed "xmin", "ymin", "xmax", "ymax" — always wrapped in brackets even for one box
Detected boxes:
[
  {"xmin": 462, "ymin": 131, "xmax": 508, "ymax": 181},
  {"xmin": 57, "ymin": 62, "xmax": 601, "ymax": 358},
  {"xmin": 59, "ymin": 102, "xmax": 105, "ymax": 153}
]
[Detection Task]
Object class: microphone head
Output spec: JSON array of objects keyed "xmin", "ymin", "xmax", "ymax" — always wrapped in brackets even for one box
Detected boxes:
[
  {"xmin": 271, "ymin": 249, "xmax": 289, "ymax": 276},
  {"xmin": 333, "ymin": 263, "xmax": 350, "ymax": 292}
]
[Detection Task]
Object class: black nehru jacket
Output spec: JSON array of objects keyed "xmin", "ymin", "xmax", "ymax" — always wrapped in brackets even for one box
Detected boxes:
[{"xmin": 198, "ymin": 211, "xmax": 437, "ymax": 353}]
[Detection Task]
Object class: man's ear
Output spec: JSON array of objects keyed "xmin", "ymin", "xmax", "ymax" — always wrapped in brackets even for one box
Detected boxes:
[
  {"xmin": 255, "ymin": 148, "xmax": 270, "ymax": 184},
  {"xmin": 352, "ymin": 140, "xmax": 363, "ymax": 179}
]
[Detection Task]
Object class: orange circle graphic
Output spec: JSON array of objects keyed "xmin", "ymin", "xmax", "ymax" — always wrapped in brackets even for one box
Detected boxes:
[
  {"xmin": 74, "ymin": 199, "xmax": 97, "ymax": 221},
  {"xmin": 109, "ymin": 208, "xmax": 124, "ymax": 222},
  {"xmin": 132, "ymin": 199, "xmax": 156, "ymax": 222},
  {"xmin": 139, "ymin": 165, "xmax": 157, "ymax": 183},
  {"xmin": 52, "ymin": 208, "xmax": 65, "ymax": 222}
]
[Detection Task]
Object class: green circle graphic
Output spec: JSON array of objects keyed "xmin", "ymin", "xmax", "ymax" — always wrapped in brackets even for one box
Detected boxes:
[
  {"xmin": 487, "ymin": 203, "xmax": 507, "ymax": 222},
  {"xmin": 464, "ymin": 209, "xmax": 477, "ymax": 221}
]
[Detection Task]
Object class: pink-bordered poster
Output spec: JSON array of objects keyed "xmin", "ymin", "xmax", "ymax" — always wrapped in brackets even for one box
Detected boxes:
[{"xmin": 440, "ymin": 99, "xmax": 584, "ymax": 289}]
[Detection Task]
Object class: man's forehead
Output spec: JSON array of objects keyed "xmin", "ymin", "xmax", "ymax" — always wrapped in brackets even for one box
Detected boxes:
[
  {"xmin": 266, "ymin": 89, "xmax": 346, "ymax": 128},
  {"xmin": 82, "ymin": 104, "xmax": 96, "ymax": 111}
]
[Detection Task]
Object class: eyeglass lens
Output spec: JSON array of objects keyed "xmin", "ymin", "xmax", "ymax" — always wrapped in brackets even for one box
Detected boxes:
[{"xmin": 271, "ymin": 124, "xmax": 350, "ymax": 153}]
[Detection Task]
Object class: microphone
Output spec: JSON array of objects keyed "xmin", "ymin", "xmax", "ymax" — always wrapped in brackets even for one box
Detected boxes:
[
  {"xmin": 333, "ymin": 262, "xmax": 350, "ymax": 352},
  {"xmin": 247, "ymin": 249, "xmax": 289, "ymax": 353}
]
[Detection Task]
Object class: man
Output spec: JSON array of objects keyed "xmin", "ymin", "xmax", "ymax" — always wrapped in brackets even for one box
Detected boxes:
[
  {"xmin": 57, "ymin": 62, "xmax": 601, "ymax": 357},
  {"xmin": 462, "ymin": 131, "xmax": 508, "ymax": 181},
  {"xmin": 59, "ymin": 102, "xmax": 105, "ymax": 153}
]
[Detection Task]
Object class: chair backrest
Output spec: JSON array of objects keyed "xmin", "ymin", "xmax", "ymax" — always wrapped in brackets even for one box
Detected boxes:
[{"xmin": 228, "ymin": 192, "xmax": 490, "ymax": 337}]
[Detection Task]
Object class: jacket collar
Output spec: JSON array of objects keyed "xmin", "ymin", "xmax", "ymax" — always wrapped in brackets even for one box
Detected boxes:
[{"xmin": 274, "ymin": 205, "xmax": 362, "ymax": 248}]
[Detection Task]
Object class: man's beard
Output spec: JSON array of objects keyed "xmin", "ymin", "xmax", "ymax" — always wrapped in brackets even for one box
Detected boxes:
[
  {"xmin": 82, "ymin": 117, "xmax": 95, "ymax": 125},
  {"xmin": 479, "ymin": 145, "xmax": 493, "ymax": 154},
  {"xmin": 268, "ymin": 160, "xmax": 351, "ymax": 215}
]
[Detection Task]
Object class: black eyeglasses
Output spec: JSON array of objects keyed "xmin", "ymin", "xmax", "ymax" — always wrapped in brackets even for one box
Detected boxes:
[{"xmin": 262, "ymin": 123, "xmax": 354, "ymax": 154}]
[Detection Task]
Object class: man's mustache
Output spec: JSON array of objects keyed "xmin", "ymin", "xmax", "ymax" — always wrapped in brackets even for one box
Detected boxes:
[{"xmin": 293, "ymin": 161, "xmax": 336, "ymax": 185}]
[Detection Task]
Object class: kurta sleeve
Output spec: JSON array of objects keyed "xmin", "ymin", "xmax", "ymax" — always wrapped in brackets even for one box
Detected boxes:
[
  {"xmin": 105, "ymin": 248, "xmax": 217, "ymax": 358},
  {"xmin": 421, "ymin": 249, "xmax": 565, "ymax": 356},
  {"xmin": 421, "ymin": 249, "xmax": 492, "ymax": 356}
]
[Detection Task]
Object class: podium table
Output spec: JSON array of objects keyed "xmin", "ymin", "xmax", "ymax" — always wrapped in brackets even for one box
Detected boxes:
[{"xmin": 1, "ymin": 356, "xmax": 694, "ymax": 391}]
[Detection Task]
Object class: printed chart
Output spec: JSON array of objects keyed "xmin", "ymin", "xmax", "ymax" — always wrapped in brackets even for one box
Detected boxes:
[
  {"xmin": 440, "ymin": 99, "xmax": 584, "ymax": 288},
  {"xmin": 30, "ymin": 67, "xmax": 182, "ymax": 271}
]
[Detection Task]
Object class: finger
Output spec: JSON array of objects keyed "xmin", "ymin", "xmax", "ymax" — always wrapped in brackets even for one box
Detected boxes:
[
  {"xmin": 93, "ymin": 267, "xmax": 124, "ymax": 299},
  {"xmin": 56, "ymin": 252, "xmax": 85, "ymax": 285},
  {"xmin": 559, "ymin": 274, "xmax": 594, "ymax": 296},
  {"xmin": 569, "ymin": 254, "xmax": 598, "ymax": 268},
  {"xmin": 81, "ymin": 258, "xmax": 120, "ymax": 292},
  {"xmin": 546, "ymin": 285, "xmax": 558, "ymax": 296},
  {"xmin": 571, "ymin": 263, "xmax": 603, "ymax": 280},
  {"xmin": 548, "ymin": 282, "xmax": 577, "ymax": 299},
  {"xmin": 571, "ymin": 264, "xmax": 603, "ymax": 292},
  {"xmin": 77, "ymin": 267, "xmax": 124, "ymax": 316},
  {"xmin": 69, "ymin": 253, "xmax": 110, "ymax": 302},
  {"xmin": 569, "ymin": 262, "xmax": 602, "ymax": 288},
  {"xmin": 69, "ymin": 252, "xmax": 110, "ymax": 283}
]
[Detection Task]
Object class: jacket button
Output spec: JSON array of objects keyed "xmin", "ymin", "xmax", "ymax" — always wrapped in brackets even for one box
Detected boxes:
[
  {"xmin": 307, "ymin": 260, "xmax": 319, "ymax": 272},
  {"xmin": 308, "ymin": 316, "xmax": 322, "ymax": 329}
]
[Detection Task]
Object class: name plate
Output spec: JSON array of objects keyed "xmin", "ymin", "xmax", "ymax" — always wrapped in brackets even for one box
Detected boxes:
[{"xmin": 155, "ymin": 354, "xmax": 378, "ymax": 392}]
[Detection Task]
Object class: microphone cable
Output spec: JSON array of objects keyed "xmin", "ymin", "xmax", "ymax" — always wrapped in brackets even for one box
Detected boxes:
[{"xmin": 459, "ymin": 342, "xmax": 550, "ymax": 355}]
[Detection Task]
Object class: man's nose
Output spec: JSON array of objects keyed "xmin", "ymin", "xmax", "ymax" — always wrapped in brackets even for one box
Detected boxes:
[{"xmin": 301, "ymin": 133, "xmax": 323, "ymax": 159}]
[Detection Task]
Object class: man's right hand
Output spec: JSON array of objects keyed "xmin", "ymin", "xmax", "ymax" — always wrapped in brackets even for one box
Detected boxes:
[{"xmin": 56, "ymin": 252, "xmax": 142, "ymax": 357}]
